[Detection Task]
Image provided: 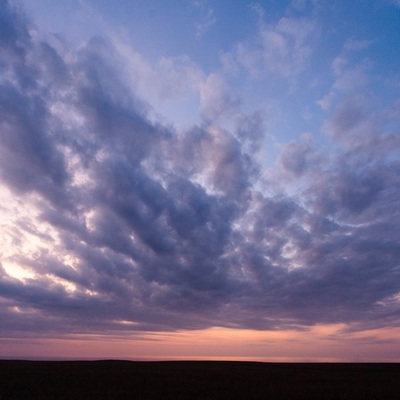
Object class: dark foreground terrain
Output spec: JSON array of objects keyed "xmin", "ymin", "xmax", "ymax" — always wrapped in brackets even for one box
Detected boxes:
[{"xmin": 0, "ymin": 360, "xmax": 399, "ymax": 400}]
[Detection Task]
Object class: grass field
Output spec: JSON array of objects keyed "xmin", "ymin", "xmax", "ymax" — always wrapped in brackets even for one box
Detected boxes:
[{"xmin": 0, "ymin": 360, "xmax": 399, "ymax": 399}]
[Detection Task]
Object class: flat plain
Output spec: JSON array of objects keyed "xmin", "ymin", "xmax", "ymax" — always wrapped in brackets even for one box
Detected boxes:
[{"xmin": 0, "ymin": 360, "xmax": 399, "ymax": 399}]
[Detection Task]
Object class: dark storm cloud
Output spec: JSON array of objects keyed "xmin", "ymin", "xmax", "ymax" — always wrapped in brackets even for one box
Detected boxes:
[{"xmin": 1, "ymin": 0, "xmax": 400, "ymax": 338}]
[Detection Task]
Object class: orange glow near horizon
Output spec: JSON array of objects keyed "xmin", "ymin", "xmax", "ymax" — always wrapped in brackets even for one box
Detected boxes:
[{"xmin": 2, "ymin": 324, "xmax": 400, "ymax": 362}]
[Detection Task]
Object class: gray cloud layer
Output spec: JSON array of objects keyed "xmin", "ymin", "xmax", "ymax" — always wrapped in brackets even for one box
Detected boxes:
[{"xmin": 1, "ymin": 1, "xmax": 400, "ymax": 338}]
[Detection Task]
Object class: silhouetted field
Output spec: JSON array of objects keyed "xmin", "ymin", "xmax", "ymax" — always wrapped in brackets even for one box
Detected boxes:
[{"xmin": 0, "ymin": 360, "xmax": 399, "ymax": 399}]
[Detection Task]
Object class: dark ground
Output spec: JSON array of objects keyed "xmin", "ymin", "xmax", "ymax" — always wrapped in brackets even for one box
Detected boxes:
[{"xmin": 0, "ymin": 360, "xmax": 399, "ymax": 399}]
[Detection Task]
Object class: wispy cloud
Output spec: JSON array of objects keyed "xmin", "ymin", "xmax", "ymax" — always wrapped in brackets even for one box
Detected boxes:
[
  {"xmin": 193, "ymin": 0, "xmax": 216, "ymax": 38},
  {"xmin": 234, "ymin": 8, "xmax": 316, "ymax": 81}
]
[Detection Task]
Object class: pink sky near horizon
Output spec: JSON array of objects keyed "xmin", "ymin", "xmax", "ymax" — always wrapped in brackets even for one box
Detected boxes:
[{"xmin": 2, "ymin": 325, "xmax": 400, "ymax": 362}]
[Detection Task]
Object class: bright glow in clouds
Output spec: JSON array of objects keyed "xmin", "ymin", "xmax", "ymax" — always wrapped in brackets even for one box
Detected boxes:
[{"xmin": 1, "ymin": 0, "xmax": 400, "ymax": 361}]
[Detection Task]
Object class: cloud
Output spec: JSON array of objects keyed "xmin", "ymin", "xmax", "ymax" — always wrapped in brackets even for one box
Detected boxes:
[
  {"xmin": 199, "ymin": 73, "xmax": 240, "ymax": 122},
  {"xmin": 1, "ymin": 0, "xmax": 400, "ymax": 339},
  {"xmin": 233, "ymin": 7, "xmax": 317, "ymax": 84},
  {"xmin": 343, "ymin": 38, "xmax": 373, "ymax": 52},
  {"xmin": 260, "ymin": 16, "xmax": 315, "ymax": 78},
  {"xmin": 323, "ymin": 97, "xmax": 370, "ymax": 141},
  {"xmin": 192, "ymin": 0, "xmax": 216, "ymax": 38},
  {"xmin": 317, "ymin": 38, "xmax": 372, "ymax": 110},
  {"xmin": 277, "ymin": 139, "xmax": 316, "ymax": 177}
]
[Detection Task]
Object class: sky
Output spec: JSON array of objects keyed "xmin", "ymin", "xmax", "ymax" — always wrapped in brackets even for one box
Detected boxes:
[{"xmin": 1, "ymin": 0, "xmax": 400, "ymax": 362}]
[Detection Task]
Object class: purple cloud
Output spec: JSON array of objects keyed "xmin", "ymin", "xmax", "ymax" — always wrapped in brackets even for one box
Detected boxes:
[{"xmin": 0, "ymin": 1, "xmax": 400, "ymax": 340}]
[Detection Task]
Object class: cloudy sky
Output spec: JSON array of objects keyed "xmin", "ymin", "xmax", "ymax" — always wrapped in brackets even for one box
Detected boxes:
[{"xmin": 1, "ymin": 0, "xmax": 400, "ymax": 362}]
